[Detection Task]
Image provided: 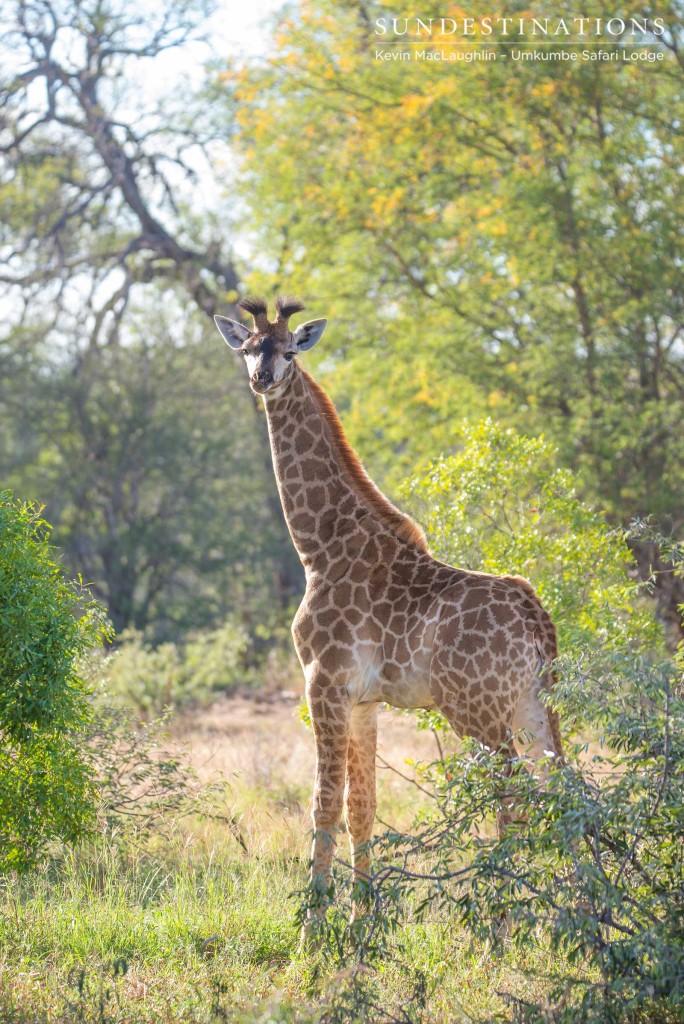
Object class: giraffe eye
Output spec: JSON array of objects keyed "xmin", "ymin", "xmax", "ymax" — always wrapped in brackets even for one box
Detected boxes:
[{"xmin": 284, "ymin": 352, "xmax": 295, "ymax": 361}]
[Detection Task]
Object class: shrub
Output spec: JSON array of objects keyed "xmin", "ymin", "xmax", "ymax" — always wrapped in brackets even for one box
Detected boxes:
[
  {"xmin": 101, "ymin": 629, "xmax": 186, "ymax": 716},
  {"xmin": 353, "ymin": 644, "xmax": 684, "ymax": 1023},
  {"xmin": 404, "ymin": 419, "xmax": 661, "ymax": 660},
  {"xmin": 101, "ymin": 621, "xmax": 250, "ymax": 716},
  {"xmin": 0, "ymin": 492, "xmax": 111, "ymax": 872},
  {"xmin": 184, "ymin": 621, "xmax": 251, "ymax": 694},
  {"xmin": 84, "ymin": 693, "xmax": 245, "ymax": 849}
]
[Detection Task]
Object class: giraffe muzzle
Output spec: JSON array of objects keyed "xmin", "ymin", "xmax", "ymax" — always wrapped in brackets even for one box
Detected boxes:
[
  {"xmin": 251, "ymin": 368, "xmax": 294, "ymax": 395},
  {"xmin": 251, "ymin": 370, "xmax": 274, "ymax": 393}
]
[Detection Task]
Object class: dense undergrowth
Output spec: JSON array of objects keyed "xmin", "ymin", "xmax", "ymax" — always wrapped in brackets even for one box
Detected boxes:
[{"xmin": 0, "ymin": 811, "xmax": 592, "ymax": 1024}]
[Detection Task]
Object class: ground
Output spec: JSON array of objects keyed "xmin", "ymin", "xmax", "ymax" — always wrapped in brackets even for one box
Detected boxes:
[
  {"xmin": 181, "ymin": 691, "xmax": 456, "ymax": 837},
  {"xmin": 0, "ymin": 692, "xmax": 565, "ymax": 1023}
]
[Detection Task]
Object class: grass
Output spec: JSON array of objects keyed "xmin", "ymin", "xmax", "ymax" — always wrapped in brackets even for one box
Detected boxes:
[
  {"xmin": 0, "ymin": 694, "xmax": 581, "ymax": 1023},
  {"xmin": 1, "ymin": 826, "xmax": 302, "ymax": 1020}
]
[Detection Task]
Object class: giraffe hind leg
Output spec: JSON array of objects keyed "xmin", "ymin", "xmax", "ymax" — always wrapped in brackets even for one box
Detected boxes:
[
  {"xmin": 429, "ymin": 661, "xmax": 518, "ymax": 840},
  {"xmin": 344, "ymin": 702, "xmax": 378, "ymax": 920},
  {"xmin": 511, "ymin": 665, "xmax": 563, "ymax": 778}
]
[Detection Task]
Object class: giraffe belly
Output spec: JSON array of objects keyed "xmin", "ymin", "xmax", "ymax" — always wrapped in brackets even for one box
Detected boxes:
[
  {"xmin": 347, "ymin": 659, "xmax": 434, "ymax": 710},
  {"xmin": 377, "ymin": 668, "xmax": 435, "ymax": 710}
]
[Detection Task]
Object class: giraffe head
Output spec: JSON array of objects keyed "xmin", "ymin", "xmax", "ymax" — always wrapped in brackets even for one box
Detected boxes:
[{"xmin": 214, "ymin": 296, "xmax": 327, "ymax": 395}]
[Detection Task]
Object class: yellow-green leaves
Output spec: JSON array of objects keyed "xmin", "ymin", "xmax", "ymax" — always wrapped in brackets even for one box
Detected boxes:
[
  {"xmin": 404, "ymin": 420, "xmax": 662, "ymax": 657},
  {"xmin": 226, "ymin": 0, "xmax": 683, "ymax": 532}
]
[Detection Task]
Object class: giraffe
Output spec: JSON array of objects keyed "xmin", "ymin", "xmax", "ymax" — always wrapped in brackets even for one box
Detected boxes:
[{"xmin": 215, "ymin": 295, "xmax": 564, "ymax": 932}]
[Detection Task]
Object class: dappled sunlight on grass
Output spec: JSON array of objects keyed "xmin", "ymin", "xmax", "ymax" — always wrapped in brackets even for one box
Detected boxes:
[{"xmin": 2, "ymin": 689, "xmax": 676, "ymax": 1023}]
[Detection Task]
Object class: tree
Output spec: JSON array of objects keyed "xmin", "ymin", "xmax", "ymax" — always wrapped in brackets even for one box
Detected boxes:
[
  {"xmin": 0, "ymin": 492, "xmax": 110, "ymax": 872},
  {"xmin": 0, "ymin": 0, "xmax": 302, "ymax": 637},
  {"xmin": 0, "ymin": 0, "xmax": 237, "ymax": 325},
  {"xmin": 226, "ymin": 0, "xmax": 684, "ymax": 633},
  {"xmin": 0, "ymin": 293, "xmax": 303, "ymax": 641}
]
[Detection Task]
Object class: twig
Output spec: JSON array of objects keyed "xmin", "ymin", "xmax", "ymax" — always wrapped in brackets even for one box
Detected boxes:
[{"xmin": 375, "ymin": 755, "xmax": 438, "ymax": 801}]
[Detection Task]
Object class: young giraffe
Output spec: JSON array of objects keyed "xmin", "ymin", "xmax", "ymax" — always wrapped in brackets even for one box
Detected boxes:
[{"xmin": 215, "ymin": 296, "xmax": 563, "ymax": 931}]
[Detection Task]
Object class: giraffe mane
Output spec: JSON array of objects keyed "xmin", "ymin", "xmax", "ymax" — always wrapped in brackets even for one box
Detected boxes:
[{"xmin": 301, "ymin": 368, "xmax": 429, "ymax": 553}]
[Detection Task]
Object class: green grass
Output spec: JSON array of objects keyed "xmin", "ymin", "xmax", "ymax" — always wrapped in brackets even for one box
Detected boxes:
[
  {"xmin": 0, "ymin": 702, "xmax": 588, "ymax": 1023},
  {"xmin": 1, "ymin": 823, "xmax": 304, "ymax": 1022},
  {"xmin": 0, "ymin": 817, "xmax": 574, "ymax": 1022}
]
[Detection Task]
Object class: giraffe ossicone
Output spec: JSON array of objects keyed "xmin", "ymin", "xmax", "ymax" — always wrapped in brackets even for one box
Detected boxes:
[{"xmin": 215, "ymin": 295, "xmax": 564, "ymax": 940}]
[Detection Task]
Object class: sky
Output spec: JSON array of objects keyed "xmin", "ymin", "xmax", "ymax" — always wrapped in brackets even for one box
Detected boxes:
[
  {"xmin": 149, "ymin": 0, "xmax": 288, "ymax": 88},
  {"xmin": 122, "ymin": 0, "xmax": 289, "ymax": 246},
  {"xmin": 213, "ymin": 0, "xmax": 287, "ymax": 57}
]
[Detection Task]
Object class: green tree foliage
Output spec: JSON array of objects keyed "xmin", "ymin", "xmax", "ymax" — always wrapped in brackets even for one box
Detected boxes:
[
  {"xmin": 0, "ymin": 294, "xmax": 302, "ymax": 641},
  {"xmin": 405, "ymin": 420, "xmax": 661, "ymax": 660},
  {"xmin": 0, "ymin": 493, "xmax": 110, "ymax": 872},
  {"xmin": 227, "ymin": 0, "xmax": 684, "ymax": 626},
  {"xmin": 0, "ymin": 0, "xmax": 302, "ymax": 640}
]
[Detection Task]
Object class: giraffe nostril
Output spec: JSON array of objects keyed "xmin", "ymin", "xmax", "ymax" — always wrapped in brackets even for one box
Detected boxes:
[{"xmin": 263, "ymin": 371, "xmax": 271, "ymax": 382}]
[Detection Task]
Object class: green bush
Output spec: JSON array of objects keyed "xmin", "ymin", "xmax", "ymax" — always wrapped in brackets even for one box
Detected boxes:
[
  {"xmin": 101, "ymin": 622, "xmax": 250, "ymax": 716},
  {"xmin": 351, "ymin": 645, "xmax": 684, "ymax": 1024},
  {"xmin": 184, "ymin": 621, "xmax": 251, "ymax": 694},
  {"xmin": 405, "ymin": 419, "xmax": 662, "ymax": 660},
  {"xmin": 0, "ymin": 492, "xmax": 111, "ymax": 872}
]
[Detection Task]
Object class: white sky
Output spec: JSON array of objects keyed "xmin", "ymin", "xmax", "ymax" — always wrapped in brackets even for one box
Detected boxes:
[
  {"xmin": 123, "ymin": 0, "xmax": 289, "ymax": 248},
  {"xmin": 148, "ymin": 0, "xmax": 288, "ymax": 87},
  {"xmin": 211, "ymin": 0, "xmax": 288, "ymax": 58}
]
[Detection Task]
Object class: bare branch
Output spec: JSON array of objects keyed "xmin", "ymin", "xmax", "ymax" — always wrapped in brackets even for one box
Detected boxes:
[{"xmin": 0, "ymin": 0, "xmax": 238, "ymax": 340}]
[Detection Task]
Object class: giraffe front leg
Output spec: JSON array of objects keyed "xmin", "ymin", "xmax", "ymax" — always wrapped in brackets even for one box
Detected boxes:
[
  {"xmin": 301, "ymin": 671, "xmax": 351, "ymax": 948},
  {"xmin": 344, "ymin": 702, "xmax": 378, "ymax": 922}
]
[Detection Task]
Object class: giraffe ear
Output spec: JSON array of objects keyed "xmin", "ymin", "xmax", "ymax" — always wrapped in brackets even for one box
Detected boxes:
[
  {"xmin": 292, "ymin": 318, "xmax": 327, "ymax": 352},
  {"xmin": 214, "ymin": 315, "xmax": 251, "ymax": 350}
]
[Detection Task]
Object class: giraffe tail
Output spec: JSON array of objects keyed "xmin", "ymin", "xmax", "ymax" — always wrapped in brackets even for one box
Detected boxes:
[
  {"xmin": 534, "ymin": 613, "xmax": 565, "ymax": 763},
  {"xmin": 509, "ymin": 576, "xmax": 565, "ymax": 763}
]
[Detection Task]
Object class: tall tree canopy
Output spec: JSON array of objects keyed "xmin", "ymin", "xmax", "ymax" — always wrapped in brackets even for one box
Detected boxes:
[
  {"xmin": 2, "ymin": 294, "xmax": 301, "ymax": 639},
  {"xmin": 227, "ymin": 0, "xmax": 683, "ymax": 630},
  {"xmin": 230, "ymin": 0, "xmax": 682, "ymax": 510}
]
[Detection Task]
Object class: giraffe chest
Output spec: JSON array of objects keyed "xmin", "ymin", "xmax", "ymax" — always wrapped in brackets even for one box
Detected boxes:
[
  {"xmin": 355, "ymin": 604, "xmax": 439, "ymax": 709},
  {"xmin": 294, "ymin": 589, "xmax": 440, "ymax": 711}
]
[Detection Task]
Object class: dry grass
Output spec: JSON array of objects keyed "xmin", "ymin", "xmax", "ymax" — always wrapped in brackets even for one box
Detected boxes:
[{"xmin": 176, "ymin": 692, "xmax": 459, "ymax": 839}]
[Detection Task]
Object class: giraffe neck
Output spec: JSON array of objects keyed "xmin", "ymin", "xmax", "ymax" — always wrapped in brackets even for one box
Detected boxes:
[{"xmin": 262, "ymin": 363, "xmax": 426, "ymax": 579}]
